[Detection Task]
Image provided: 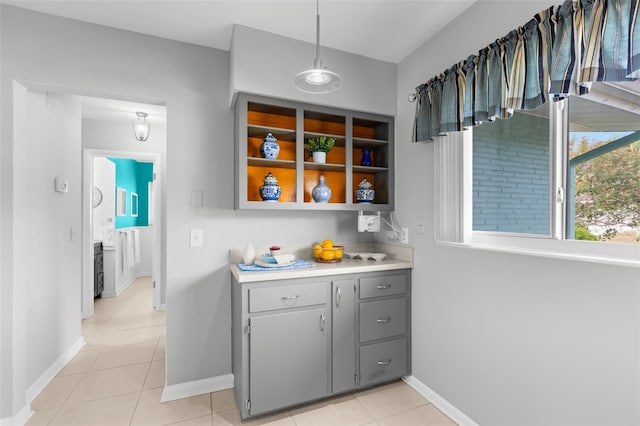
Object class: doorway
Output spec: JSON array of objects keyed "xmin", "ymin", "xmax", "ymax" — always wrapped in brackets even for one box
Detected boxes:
[{"xmin": 80, "ymin": 96, "xmax": 167, "ymax": 320}]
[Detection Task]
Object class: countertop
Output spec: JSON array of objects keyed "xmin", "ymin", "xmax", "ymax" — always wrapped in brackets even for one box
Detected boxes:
[{"xmin": 230, "ymin": 243, "xmax": 413, "ymax": 283}]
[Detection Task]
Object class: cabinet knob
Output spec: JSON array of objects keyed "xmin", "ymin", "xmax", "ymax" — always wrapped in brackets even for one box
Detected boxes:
[
  {"xmin": 376, "ymin": 317, "xmax": 392, "ymax": 324},
  {"xmin": 376, "ymin": 359, "xmax": 392, "ymax": 366}
]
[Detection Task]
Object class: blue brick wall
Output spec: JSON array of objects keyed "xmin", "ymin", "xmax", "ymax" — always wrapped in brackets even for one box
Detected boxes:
[{"xmin": 473, "ymin": 112, "xmax": 550, "ymax": 234}]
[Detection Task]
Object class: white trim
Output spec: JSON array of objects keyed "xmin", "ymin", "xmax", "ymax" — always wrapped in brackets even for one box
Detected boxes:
[
  {"xmin": 402, "ymin": 376, "xmax": 479, "ymax": 426},
  {"xmin": 161, "ymin": 374, "xmax": 234, "ymax": 402},
  {"xmin": 155, "ymin": 304, "xmax": 167, "ymax": 311},
  {"xmin": 83, "ymin": 149, "xmax": 163, "ymax": 320},
  {"xmin": 0, "ymin": 405, "xmax": 32, "ymax": 426},
  {"xmin": 25, "ymin": 337, "xmax": 86, "ymax": 403},
  {"xmin": 469, "ymin": 232, "xmax": 640, "ymax": 268}
]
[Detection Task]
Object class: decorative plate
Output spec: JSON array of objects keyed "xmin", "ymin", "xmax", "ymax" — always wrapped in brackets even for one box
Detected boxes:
[{"xmin": 92, "ymin": 186, "xmax": 103, "ymax": 207}]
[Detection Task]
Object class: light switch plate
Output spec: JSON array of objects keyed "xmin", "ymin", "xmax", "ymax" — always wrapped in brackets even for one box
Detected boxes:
[
  {"xmin": 190, "ymin": 229, "xmax": 203, "ymax": 247},
  {"xmin": 55, "ymin": 177, "xmax": 69, "ymax": 193}
]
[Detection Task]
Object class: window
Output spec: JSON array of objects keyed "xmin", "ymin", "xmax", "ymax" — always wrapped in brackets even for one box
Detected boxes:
[
  {"xmin": 436, "ymin": 84, "xmax": 639, "ymax": 265},
  {"xmin": 567, "ymin": 86, "xmax": 640, "ymax": 245},
  {"xmin": 472, "ymin": 104, "xmax": 550, "ymax": 236}
]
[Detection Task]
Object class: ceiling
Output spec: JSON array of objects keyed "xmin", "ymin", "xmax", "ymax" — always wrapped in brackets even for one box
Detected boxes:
[{"xmin": 4, "ymin": 0, "xmax": 478, "ymax": 64}]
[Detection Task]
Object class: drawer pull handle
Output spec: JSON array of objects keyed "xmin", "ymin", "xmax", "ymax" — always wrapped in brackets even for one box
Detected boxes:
[
  {"xmin": 281, "ymin": 295, "xmax": 299, "ymax": 301},
  {"xmin": 376, "ymin": 284, "xmax": 391, "ymax": 289},
  {"xmin": 320, "ymin": 313, "xmax": 326, "ymax": 331},
  {"xmin": 376, "ymin": 317, "xmax": 392, "ymax": 324},
  {"xmin": 377, "ymin": 359, "xmax": 392, "ymax": 366},
  {"xmin": 336, "ymin": 287, "xmax": 341, "ymax": 308}
]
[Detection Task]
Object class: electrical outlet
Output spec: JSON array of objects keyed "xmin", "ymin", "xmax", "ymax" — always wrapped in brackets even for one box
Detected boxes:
[
  {"xmin": 400, "ymin": 227, "xmax": 409, "ymax": 244},
  {"xmin": 386, "ymin": 230, "xmax": 398, "ymax": 241}
]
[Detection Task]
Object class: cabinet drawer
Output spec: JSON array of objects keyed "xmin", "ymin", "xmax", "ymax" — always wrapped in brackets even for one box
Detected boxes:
[
  {"xmin": 249, "ymin": 282, "xmax": 327, "ymax": 313},
  {"xmin": 359, "ymin": 274, "xmax": 406, "ymax": 299},
  {"xmin": 359, "ymin": 337, "xmax": 408, "ymax": 386},
  {"xmin": 359, "ymin": 297, "xmax": 407, "ymax": 342}
]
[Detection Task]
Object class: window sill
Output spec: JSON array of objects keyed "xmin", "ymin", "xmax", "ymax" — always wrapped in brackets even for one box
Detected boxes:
[{"xmin": 436, "ymin": 234, "xmax": 640, "ymax": 269}]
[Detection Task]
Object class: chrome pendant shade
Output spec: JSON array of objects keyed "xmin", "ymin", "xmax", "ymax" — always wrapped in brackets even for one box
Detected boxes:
[
  {"xmin": 294, "ymin": 0, "xmax": 342, "ymax": 94},
  {"xmin": 133, "ymin": 111, "xmax": 150, "ymax": 141}
]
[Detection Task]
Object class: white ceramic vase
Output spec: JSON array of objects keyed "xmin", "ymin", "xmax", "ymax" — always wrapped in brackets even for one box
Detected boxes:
[
  {"xmin": 242, "ymin": 242, "xmax": 256, "ymax": 265},
  {"xmin": 312, "ymin": 151, "xmax": 327, "ymax": 163}
]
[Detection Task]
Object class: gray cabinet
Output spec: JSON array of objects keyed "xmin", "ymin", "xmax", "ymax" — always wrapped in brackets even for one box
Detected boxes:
[
  {"xmin": 231, "ymin": 270, "xmax": 410, "ymax": 419},
  {"xmin": 357, "ymin": 273, "xmax": 411, "ymax": 387},
  {"xmin": 249, "ymin": 307, "xmax": 329, "ymax": 414},
  {"xmin": 235, "ymin": 93, "xmax": 395, "ymax": 211},
  {"xmin": 331, "ymin": 279, "xmax": 356, "ymax": 393}
]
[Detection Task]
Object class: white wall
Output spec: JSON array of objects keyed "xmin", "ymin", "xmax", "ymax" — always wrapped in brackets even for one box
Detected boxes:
[
  {"xmin": 14, "ymin": 88, "xmax": 83, "ymax": 396},
  {"xmin": 395, "ymin": 2, "xmax": 640, "ymax": 425},
  {"xmin": 230, "ymin": 24, "xmax": 397, "ymax": 116},
  {"xmin": 92, "ymin": 156, "xmax": 115, "ymax": 242},
  {"xmin": 0, "ymin": 5, "xmax": 379, "ymax": 418}
]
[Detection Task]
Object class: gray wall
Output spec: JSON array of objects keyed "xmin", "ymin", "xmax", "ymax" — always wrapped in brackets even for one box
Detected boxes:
[
  {"xmin": 395, "ymin": 2, "xmax": 640, "ymax": 425},
  {"xmin": 473, "ymin": 112, "xmax": 550, "ymax": 234},
  {"xmin": 0, "ymin": 5, "xmax": 389, "ymax": 419}
]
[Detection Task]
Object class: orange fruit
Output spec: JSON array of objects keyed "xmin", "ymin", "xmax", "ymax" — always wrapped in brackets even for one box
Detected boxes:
[
  {"xmin": 321, "ymin": 250, "xmax": 335, "ymax": 261},
  {"xmin": 321, "ymin": 239, "xmax": 334, "ymax": 248},
  {"xmin": 335, "ymin": 247, "xmax": 343, "ymax": 259}
]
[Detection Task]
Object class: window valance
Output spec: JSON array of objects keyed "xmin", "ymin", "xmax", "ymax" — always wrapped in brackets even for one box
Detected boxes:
[{"xmin": 413, "ymin": 0, "xmax": 640, "ymax": 142}]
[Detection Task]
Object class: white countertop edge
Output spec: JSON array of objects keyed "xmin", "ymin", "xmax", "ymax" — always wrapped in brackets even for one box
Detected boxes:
[{"xmin": 231, "ymin": 259, "xmax": 412, "ymax": 283}]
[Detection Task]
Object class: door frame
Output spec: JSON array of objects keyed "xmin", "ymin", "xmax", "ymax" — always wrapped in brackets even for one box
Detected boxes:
[{"xmin": 82, "ymin": 149, "xmax": 163, "ymax": 319}]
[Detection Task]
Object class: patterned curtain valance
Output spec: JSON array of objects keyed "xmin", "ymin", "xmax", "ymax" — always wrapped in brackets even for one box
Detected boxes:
[{"xmin": 412, "ymin": 0, "xmax": 640, "ymax": 142}]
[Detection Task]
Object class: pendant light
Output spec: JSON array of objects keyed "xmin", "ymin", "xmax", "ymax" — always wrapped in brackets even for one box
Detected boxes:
[
  {"xmin": 294, "ymin": 0, "xmax": 342, "ymax": 94},
  {"xmin": 133, "ymin": 111, "xmax": 150, "ymax": 141}
]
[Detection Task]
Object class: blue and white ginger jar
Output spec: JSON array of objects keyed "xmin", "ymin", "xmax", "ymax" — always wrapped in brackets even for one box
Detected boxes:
[
  {"xmin": 259, "ymin": 172, "xmax": 281, "ymax": 202},
  {"xmin": 259, "ymin": 132, "xmax": 280, "ymax": 159},
  {"xmin": 312, "ymin": 175, "xmax": 332, "ymax": 203},
  {"xmin": 356, "ymin": 178, "xmax": 375, "ymax": 203}
]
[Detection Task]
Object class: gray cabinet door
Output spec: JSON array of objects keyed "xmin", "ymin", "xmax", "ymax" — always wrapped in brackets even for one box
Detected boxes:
[
  {"xmin": 332, "ymin": 280, "xmax": 356, "ymax": 393},
  {"xmin": 249, "ymin": 307, "xmax": 329, "ymax": 415}
]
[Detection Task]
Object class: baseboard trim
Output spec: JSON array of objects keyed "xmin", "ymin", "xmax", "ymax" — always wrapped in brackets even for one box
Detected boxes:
[
  {"xmin": 155, "ymin": 304, "xmax": 167, "ymax": 311},
  {"xmin": 7, "ymin": 337, "xmax": 86, "ymax": 426},
  {"xmin": 402, "ymin": 375, "xmax": 479, "ymax": 426},
  {"xmin": 0, "ymin": 404, "xmax": 32, "ymax": 426},
  {"xmin": 161, "ymin": 374, "xmax": 234, "ymax": 402},
  {"xmin": 26, "ymin": 337, "xmax": 86, "ymax": 403}
]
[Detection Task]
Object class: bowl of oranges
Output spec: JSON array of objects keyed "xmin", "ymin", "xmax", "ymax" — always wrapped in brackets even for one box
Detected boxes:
[{"xmin": 312, "ymin": 240, "xmax": 344, "ymax": 263}]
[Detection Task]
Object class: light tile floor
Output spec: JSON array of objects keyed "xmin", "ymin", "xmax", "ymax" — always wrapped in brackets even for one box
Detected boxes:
[{"xmin": 27, "ymin": 276, "xmax": 456, "ymax": 425}]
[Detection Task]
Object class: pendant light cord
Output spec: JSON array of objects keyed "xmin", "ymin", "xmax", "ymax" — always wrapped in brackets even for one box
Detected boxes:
[{"xmin": 315, "ymin": 0, "xmax": 320, "ymax": 65}]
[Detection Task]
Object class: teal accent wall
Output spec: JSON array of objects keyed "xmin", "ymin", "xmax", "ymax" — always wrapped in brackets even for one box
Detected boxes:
[{"xmin": 108, "ymin": 158, "xmax": 154, "ymax": 228}]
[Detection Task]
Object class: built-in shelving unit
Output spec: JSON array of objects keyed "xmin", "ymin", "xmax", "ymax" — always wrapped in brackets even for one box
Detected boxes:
[{"xmin": 235, "ymin": 93, "xmax": 395, "ymax": 210}]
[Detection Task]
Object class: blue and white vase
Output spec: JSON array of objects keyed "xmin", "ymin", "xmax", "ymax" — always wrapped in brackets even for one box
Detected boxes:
[
  {"xmin": 259, "ymin": 172, "xmax": 281, "ymax": 202},
  {"xmin": 356, "ymin": 178, "xmax": 375, "ymax": 203},
  {"xmin": 312, "ymin": 175, "xmax": 332, "ymax": 203},
  {"xmin": 259, "ymin": 132, "xmax": 280, "ymax": 159}
]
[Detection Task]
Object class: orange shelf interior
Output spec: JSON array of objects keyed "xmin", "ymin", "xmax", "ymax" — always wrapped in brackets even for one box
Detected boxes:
[
  {"xmin": 304, "ymin": 170, "xmax": 346, "ymax": 203},
  {"xmin": 247, "ymin": 166, "xmax": 296, "ymax": 202},
  {"xmin": 248, "ymin": 111, "xmax": 295, "ymax": 130}
]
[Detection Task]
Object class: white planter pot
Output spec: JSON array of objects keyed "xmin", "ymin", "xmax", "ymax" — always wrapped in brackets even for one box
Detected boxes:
[{"xmin": 312, "ymin": 151, "xmax": 327, "ymax": 163}]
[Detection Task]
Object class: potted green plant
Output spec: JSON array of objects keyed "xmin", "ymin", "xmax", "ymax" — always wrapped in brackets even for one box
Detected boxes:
[{"xmin": 304, "ymin": 136, "xmax": 335, "ymax": 163}]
